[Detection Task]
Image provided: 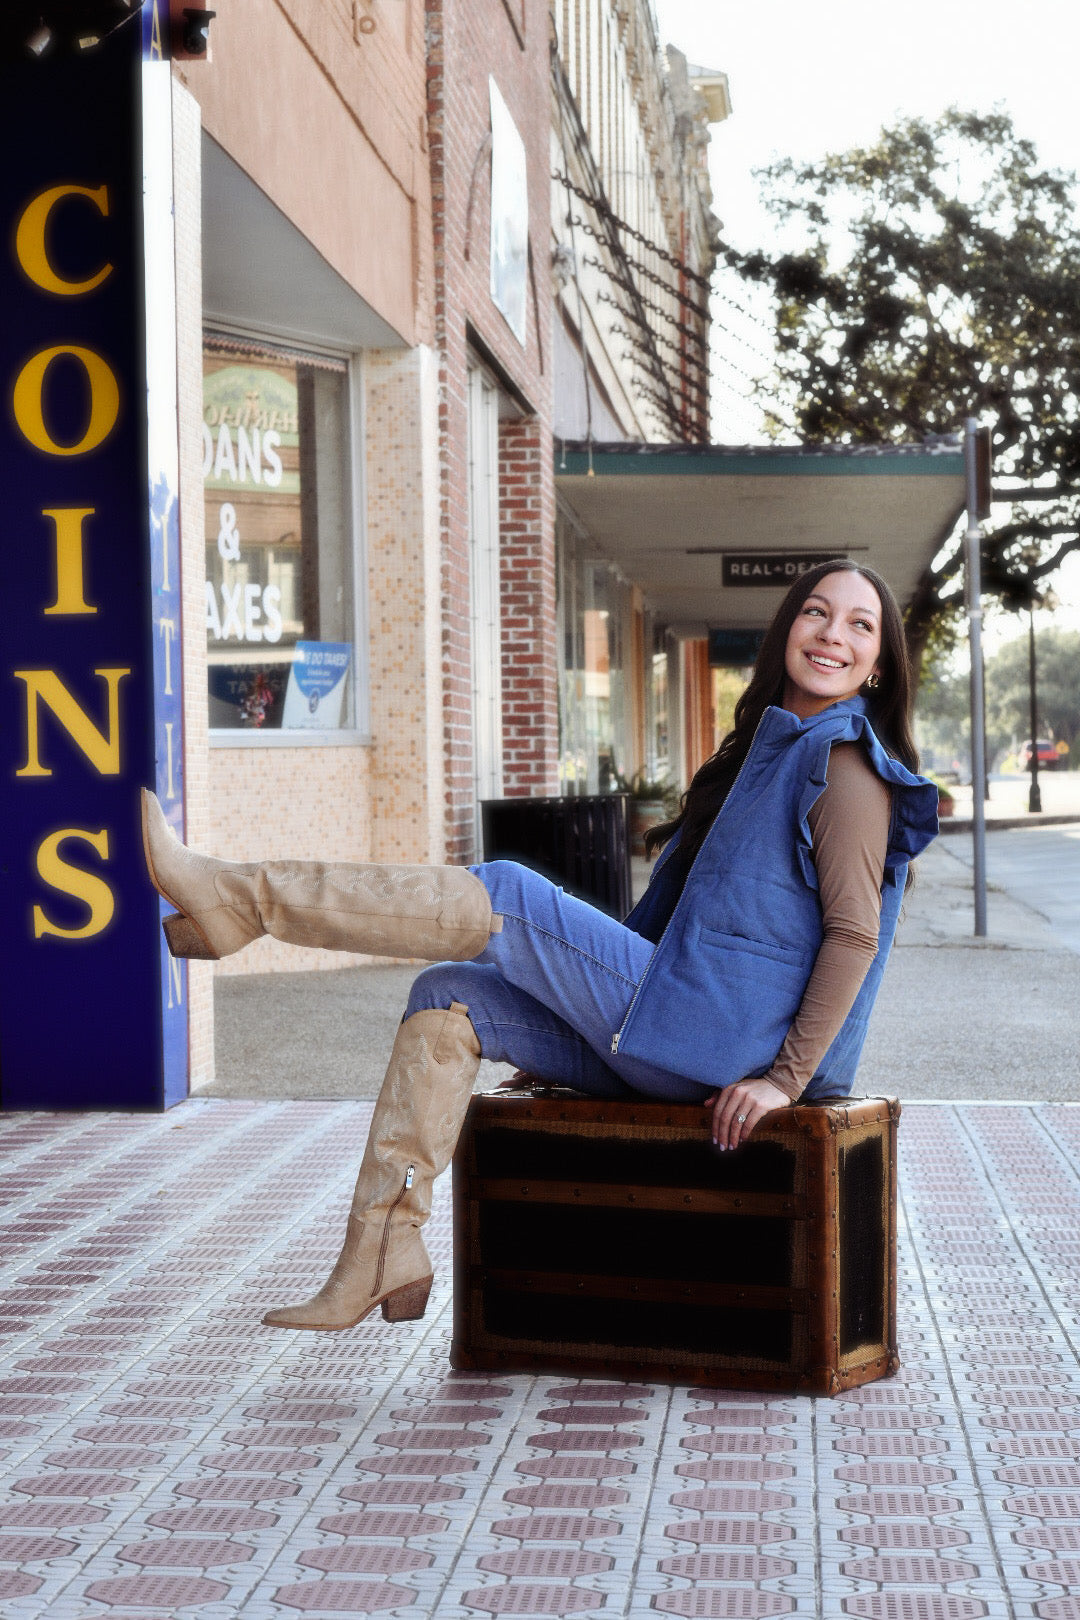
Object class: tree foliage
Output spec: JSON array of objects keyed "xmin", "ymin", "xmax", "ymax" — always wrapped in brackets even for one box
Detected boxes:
[
  {"xmin": 986, "ymin": 626, "xmax": 1080, "ymax": 759},
  {"xmin": 727, "ymin": 109, "xmax": 1080, "ymax": 662},
  {"xmin": 915, "ymin": 626, "xmax": 1080, "ymax": 767}
]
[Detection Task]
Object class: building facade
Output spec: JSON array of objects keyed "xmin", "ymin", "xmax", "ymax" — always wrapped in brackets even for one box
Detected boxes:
[
  {"xmin": 426, "ymin": 0, "xmax": 557, "ymax": 859},
  {"xmin": 56, "ymin": 0, "xmax": 721, "ymax": 1095},
  {"xmin": 550, "ymin": 0, "xmax": 725, "ymax": 798},
  {"xmin": 163, "ymin": 0, "xmax": 557, "ymax": 1084},
  {"xmin": 3, "ymin": 6, "xmax": 960, "ymax": 1111}
]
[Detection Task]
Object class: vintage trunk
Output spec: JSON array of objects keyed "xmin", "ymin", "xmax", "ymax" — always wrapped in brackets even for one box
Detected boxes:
[{"xmin": 451, "ymin": 1089, "xmax": 899, "ymax": 1395}]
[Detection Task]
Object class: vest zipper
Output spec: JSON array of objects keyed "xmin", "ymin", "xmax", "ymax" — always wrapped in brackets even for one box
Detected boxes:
[
  {"xmin": 373, "ymin": 1165, "xmax": 415, "ymax": 1296},
  {"xmin": 610, "ymin": 712, "xmax": 769, "ymax": 1057}
]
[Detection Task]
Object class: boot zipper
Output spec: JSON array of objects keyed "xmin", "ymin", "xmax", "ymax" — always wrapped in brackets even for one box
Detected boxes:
[
  {"xmin": 373, "ymin": 1165, "xmax": 415, "ymax": 1297},
  {"xmin": 611, "ymin": 711, "xmax": 768, "ymax": 1057}
]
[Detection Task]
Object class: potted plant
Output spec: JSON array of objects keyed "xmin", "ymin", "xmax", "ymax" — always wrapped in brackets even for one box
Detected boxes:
[
  {"xmin": 616, "ymin": 768, "xmax": 680, "ymax": 855},
  {"xmin": 925, "ymin": 772, "xmax": 955, "ymax": 818}
]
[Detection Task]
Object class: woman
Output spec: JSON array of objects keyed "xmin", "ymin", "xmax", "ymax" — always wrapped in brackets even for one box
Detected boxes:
[{"xmin": 141, "ymin": 559, "xmax": 937, "ymax": 1334}]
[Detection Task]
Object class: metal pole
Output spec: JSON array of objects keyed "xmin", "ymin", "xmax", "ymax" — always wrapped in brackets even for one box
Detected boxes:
[
  {"xmin": 964, "ymin": 418, "xmax": 988, "ymax": 936},
  {"xmin": 1028, "ymin": 604, "xmax": 1042, "ymax": 813}
]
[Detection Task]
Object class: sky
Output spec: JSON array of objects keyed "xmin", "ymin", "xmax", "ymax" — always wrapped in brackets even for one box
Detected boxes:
[{"xmin": 650, "ymin": 0, "xmax": 1080, "ymax": 651}]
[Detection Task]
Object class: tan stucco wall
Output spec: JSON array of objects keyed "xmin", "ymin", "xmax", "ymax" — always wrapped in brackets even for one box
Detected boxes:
[{"xmin": 177, "ymin": 0, "xmax": 433, "ymax": 345}]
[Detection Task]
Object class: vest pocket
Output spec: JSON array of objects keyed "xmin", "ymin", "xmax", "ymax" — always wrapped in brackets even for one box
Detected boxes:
[{"xmin": 699, "ymin": 926, "xmax": 809, "ymax": 970}]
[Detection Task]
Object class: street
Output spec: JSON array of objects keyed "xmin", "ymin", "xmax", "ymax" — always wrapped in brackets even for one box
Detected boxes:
[
  {"xmin": 944, "ymin": 766, "xmax": 1080, "ymax": 823},
  {"xmin": 941, "ymin": 770, "xmax": 1080, "ymax": 953},
  {"xmin": 946, "ymin": 821, "xmax": 1080, "ymax": 954}
]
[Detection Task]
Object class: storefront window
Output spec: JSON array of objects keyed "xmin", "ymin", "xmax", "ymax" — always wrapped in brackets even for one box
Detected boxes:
[
  {"xmin": 555, "ymin": 514, "xmax": 633, "ymax": 793},
  {"xmin": 203, "ymin": 336, "xmax": 354, "ymax": 733},
  {"xmin": 648, "ymin": 624, "xmax": 670, "ymax": 782}
]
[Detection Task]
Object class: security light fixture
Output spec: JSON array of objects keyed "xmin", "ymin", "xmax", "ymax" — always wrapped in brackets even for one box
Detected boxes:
[
  {"xmin": 181, "ymin": 7, "xmax": 215, "ymax": 55},
  {"xmin": 73, "ymin": 0, "xmax": 143, "ymax": 48},
  {"xmin": 25, "ymin": 20, "xmax": 53, "ymax": 56},
  {"xmin": 1, "ymin": 1, "xmax": 145, "ymax": 58}
]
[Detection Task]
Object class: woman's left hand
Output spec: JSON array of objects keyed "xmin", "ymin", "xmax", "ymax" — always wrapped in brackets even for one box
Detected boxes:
[
  {"xmin": 495, "ymin": 1069, "xmax": 539, "ymax": 1091},
  {"xmin": 704, "ymin": 1077, "xmax": 792, "ymax": 1152}
]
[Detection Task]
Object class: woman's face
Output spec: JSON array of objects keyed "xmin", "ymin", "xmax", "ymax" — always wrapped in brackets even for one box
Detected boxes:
[{"xmin": 782, "ymin": 570, "xmax": 883, "ymax": 719}]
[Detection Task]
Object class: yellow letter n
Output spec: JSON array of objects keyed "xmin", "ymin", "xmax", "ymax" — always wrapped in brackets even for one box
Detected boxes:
[{"xmin": 14, "ymin": 667, "xmax": 131, "ymax": 777}]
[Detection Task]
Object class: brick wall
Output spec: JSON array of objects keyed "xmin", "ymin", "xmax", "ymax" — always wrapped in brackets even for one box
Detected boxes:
[
  {"xmin": 499, "ymin": 416, "xmax": 558, "ymax": 791},
  {"xmin": 207, "ymin": 742, "xmax": 376, "ymax": 978},
  {"xmin": 364, "ymin": 345, "xmax": 445, "ymax": 867},
  {"xmin": 427, "ymin": 0, "xmax": 557, "ymax": 858}
]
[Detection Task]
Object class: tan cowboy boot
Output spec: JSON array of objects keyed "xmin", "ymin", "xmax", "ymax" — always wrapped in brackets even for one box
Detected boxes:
[
  {"xmin": 262, "ymin": 1001, "xmax": 481, "ymax": 1330},
  {"xmin": 140, "ymin": 789, "xmax": 498, "ymax": 962}
]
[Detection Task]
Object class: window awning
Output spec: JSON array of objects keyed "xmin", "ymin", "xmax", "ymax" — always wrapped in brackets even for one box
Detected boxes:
[{"xmin": 555, "ymin": 441, "xmax": 966, "ymax": 633}]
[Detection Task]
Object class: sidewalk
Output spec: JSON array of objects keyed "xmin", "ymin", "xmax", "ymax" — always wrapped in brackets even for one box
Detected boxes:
[
  {"xmin": 858, "ymin": 837, "xmax": 1080, "ymax": 1101},
  {"xmin": 2, "ymin": 839, "xmax": 1079, "ymax": 1617},
  {"xmin": 1, "ymin": 1097, "xmax": 1079, "ymax": 1618},
  {"xmin": 937, "ymin": 771, "xmax": 1080, "ymax": 832}
]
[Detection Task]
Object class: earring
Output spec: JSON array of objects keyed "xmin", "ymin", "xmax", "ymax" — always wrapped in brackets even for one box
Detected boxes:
[{"xmin": 866, "ymin": 672, "xmax": 881, "ymax": 690}]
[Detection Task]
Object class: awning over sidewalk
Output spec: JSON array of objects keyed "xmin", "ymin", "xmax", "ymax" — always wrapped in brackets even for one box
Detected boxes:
[{"xmin": 555, "ymin": 441, "xmax": 966, "ymax": 633}]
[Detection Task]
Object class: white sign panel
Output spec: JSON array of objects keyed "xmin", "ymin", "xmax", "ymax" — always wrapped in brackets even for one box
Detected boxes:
[
  {"xmin": 282, "ymin": 641, "xmax": 352, "ymax": 730},
  {"xmin": 489, "ymin": 76, "xmax": 528, "ymax": 346}
]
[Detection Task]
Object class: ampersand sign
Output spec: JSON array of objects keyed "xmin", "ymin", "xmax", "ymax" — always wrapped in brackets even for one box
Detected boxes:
[{"xmin": 217, "ymin": 502, "xmax": 241, "ymax": 561}]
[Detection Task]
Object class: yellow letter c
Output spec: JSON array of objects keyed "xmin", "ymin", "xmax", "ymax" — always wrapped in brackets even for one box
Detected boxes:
[{"xmin": 15, "ymin": 184, "xmax": 113, "ymax": 296}]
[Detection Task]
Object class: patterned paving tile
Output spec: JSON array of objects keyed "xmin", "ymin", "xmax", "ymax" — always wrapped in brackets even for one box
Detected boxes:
[{"xmin": 0, "ymin": 1100, "xmax": 1078, "ymax": 1617}]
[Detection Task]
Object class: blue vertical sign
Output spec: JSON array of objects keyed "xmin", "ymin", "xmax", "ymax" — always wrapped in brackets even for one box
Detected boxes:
[
  {"xmin": 0, "ymin": 12, "xmax": 188, "ymax": 1108},
  {"xmin": 143, "ymin": 8, "xmax": 187, "ymax": 1109}
]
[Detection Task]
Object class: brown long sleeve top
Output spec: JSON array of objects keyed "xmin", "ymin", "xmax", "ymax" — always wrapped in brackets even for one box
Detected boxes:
[{"xmin": 761, "ymin": 743, "xmax": 893, "ymax": 1100}]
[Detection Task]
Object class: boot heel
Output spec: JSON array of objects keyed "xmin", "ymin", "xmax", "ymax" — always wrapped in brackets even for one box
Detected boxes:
[
  {"xmin": 381, "ymin": 1275, "xmax": 433, "ymax": 1322},
  {"xmin": 163, "ymin": 912, "xmax": 220, "ymax": 960}
]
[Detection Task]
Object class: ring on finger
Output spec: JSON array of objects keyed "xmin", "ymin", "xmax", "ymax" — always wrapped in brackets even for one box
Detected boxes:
[{"xmin": 736, "ymin": 1113, "xmax": 747, "ymax": 1123}]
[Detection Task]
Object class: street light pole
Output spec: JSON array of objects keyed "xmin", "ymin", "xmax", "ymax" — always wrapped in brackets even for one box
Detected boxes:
[
  {"xmin": 1028, "ymin": 602, "xmax": 1042, "ymax": 813},
  {"xmin": 963, "ymin": 418, "xmax": 990, "ymax": 937}
]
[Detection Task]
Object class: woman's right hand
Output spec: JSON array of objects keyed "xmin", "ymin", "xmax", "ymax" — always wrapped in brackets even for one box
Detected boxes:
[{"xmin": 705, "ymin": 1076, "xmax": 792, "ymax": 1152}]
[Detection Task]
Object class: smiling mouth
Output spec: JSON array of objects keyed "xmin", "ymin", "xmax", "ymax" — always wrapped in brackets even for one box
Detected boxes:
[{"xmin": 806, "ymin": 653, "xmax": 847, "ymax": 671}]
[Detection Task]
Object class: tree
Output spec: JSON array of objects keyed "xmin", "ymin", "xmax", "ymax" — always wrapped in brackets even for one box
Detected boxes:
[
  {"xmin": 912, "ymin": 660, "xmax": 971, "ymax": 769},
  {"xmin": 727, "ymin": 109, "xmax": 1080, "ymax": 668},
  {"xmin": 914, "ymin": 626, "xmax": 1080, "ymax": 769},
  {"xmin": 985, "ymin": 626, "xmax": 1080, "ymax": 765}
]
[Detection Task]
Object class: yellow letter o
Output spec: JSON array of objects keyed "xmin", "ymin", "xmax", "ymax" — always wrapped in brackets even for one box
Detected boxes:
[{"xmin": 12, "ymin": 345, "xmax": 120, "ymax": 457}]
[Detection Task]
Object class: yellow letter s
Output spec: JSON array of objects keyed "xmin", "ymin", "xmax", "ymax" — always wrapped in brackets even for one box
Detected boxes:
[{"xmin": 33, "ymin": 827, "xmax": 116, "ymax": 940}]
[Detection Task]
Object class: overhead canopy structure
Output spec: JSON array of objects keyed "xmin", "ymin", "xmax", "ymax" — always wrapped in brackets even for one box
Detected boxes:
[{"xmin": 556, "ymin": 441, "xmax": 966, "ymax": 633}]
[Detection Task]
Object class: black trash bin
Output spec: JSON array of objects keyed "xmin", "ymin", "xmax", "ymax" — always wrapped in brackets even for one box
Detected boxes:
[{"xmin": 480, "ymin": 794, "xmax": 632, "ymax": 919}]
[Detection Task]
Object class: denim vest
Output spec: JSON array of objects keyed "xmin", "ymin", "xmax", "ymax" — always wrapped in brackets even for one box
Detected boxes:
[{"xmin": 616, "ymin": 697, "xmax": 939, "ymax": 1099}]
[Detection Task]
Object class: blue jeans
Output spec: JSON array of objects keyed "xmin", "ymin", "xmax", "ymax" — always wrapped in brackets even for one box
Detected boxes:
[{"xmin": 404, "ymin": 861, "xmax": 710, "ymax": 1102}]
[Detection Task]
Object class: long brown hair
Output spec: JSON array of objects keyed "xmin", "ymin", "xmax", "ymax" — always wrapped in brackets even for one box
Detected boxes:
[{"xmin": 646, "ymin": 559, "xmax": 919, "ymax": 867}]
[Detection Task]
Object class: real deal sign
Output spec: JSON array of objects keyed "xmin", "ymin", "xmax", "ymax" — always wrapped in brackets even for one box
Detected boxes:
[{"xmin": 722, "ymin": 552, "xmax": 850, "ymax": 587}]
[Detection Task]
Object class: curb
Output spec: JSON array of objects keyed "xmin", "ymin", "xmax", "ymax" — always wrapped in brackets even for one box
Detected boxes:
[{"xmin": 939, "ymin": 813, "xmax": 1080, "ymax": 834}]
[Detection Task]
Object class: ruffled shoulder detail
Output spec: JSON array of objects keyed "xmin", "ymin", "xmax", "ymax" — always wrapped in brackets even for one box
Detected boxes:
[
  {"xmin": 792, "ymin": 703, "xmax": 939, "ymax": 890},
  {"xmin": 859, "ymin": 726, "xmax": 940, "ymax": 873}
]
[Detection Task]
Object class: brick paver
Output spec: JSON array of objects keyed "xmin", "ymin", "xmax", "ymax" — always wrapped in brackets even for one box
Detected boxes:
[{"xmin": 0, "ymin": 1099, "xmax": 1077, "ymax": 1617}]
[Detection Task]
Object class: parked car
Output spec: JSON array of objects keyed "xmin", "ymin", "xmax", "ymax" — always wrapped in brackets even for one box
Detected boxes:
[{"xmin": 1018, "ymin": 738, "xmax": 1062, "ymax": 770}]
